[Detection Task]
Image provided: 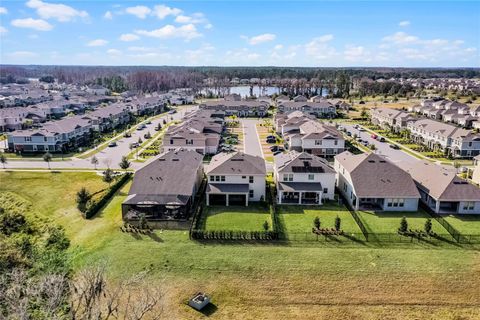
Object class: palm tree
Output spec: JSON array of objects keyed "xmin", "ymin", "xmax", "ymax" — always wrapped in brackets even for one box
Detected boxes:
[
  {"xmin": 91, "ymin": 156, "xmax": 99, "ymax": 170},
  {"xmin": 0, "ymin": 153, "xmax": 7, "ymax": 169},
  {"xmin": 43, "ymin": 152, "xmax": 52, "ymax": 170}
]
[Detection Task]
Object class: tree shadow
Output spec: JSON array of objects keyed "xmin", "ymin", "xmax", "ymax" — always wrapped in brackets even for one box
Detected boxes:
[{"xmin": 147, "ymin": 232, "xmax": 164, "ymax": 242}]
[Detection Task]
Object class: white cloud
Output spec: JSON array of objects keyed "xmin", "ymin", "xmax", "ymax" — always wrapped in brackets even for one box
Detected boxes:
[
  {"xmin": 344, "ymin": 45, "xmax": 371, "ymax": 62},
  {"xmin": 107, "ymin": 49, "xmax": 122, "ymax": 55},
  {"xmin": 399, "ymin": 20, "xmax": 410, "ymax": 27},
  {"xmin": 125, "ymin": 5, "xmax": 151, "ymax": 19},
  {"xmin": 305, "ymin": 35, "xmax": 336, "ymax": 60},
  {"xmin": 119, "ymin": 33, "xmax": 139, "ymax": 41},
  {"xmin": 175, "ymin": 12, "xmax": 207, "ymax": 24},
  {"xmin": 11, "ymin": 18, "xmax": 53, "ymax": 31},
  {"xmin": 0, "ymin": 7, "xmax": 7, "ymax": 14},
  {"xmin": 152, "ymin": 5, "xmax": 182, "ymax": 19},
  {"xmin": 8, "ymin": 51, "xmax": 38, "ymax": 58},
  {"xmin": 274, "ymin": 44, "xmax": 283, "ymax": 50},
  {"xmin": 0, "ymin": 26, "xmax": 7, "ymax": 34},
  {"xmin": 26, "ymin": 0, "xmax": 88, "ymax": 22},
  {"xmin": 127, "ymin": 46, "xmax": 152, "ymax": 52},
  {"xmin": 204, "ymin": 23, "xmax": 213, "ymax": 30},
  {"xmin": 136, "ymin": 24, "xmax": 201, "ymax": 40},
  {"xmin": 104, "ymin": 11, "xmax": 113, "ymax": 20},
  {"xmin": 87, "ymin": 39, "xmax": 108, "ymax": 47},
  {"xmin": 382, "ymin": 32, "xmax": 419, "ymax": 45},
  {"xmin": 243, "ymin": 33, "xmax": 276, "ymax": 45}
]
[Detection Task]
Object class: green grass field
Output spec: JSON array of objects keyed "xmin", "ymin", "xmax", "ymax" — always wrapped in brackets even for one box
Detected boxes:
[
  {"xmin": 444, "ymin": 215, "xmax": 480, "ymax": 235},
  {"xmin": 1, "ymin": 171, "xmax": 480, "ymax": 319},
  {"xmin": 357, "ymin": 210, "xmax": 448, "ymax": 234},
  {"xmin": 202, "ymin": 205, "xmax": 272, "ymax": 231},
  {"xmin": 277, "ymin": 203, "xmax": 362, "ymax": 235}
]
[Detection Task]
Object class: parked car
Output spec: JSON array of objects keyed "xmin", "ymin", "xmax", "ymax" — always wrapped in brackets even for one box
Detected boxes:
[
  {"xmin": 137, "ymin": 124, "xmax": 146, "ymax": 130},
  {"xmin": 266, "ymin": 138, "xmax": 276, "ymax": 144},
  {"xmin": 130, "ymin": 142, "xmax": 139, "ymax": 148},
  {"xmin": 371, "ymin": 134, "xmax": 378, "ymax": 139},
  {"xmin": 146, "ymin": 120, "xmax": 152, "ymax": 124},
  {"xmin": 108, "ymin": 141, "xmax": 117, "ymax": 147},
  {"xmin": 266, "ymin": 135, "xmax": 276, "ymax": 140},
  {"xmin": 123, "ymin": 132, "xmax": 131, "ymax": 138},
  {"xmin": 154, "ymin": 125, "xmax": 162, "ymax": 131},
  {"xmin": 270, "ymin": 145, "xmax": 279, "ymax": 152},
  {"xmin": 361, "ymin": 141, "xmax": 369, "ymax": 146},
  {"xmin": 379, "ymin": 137, "xmax": 386, "ymax": 142},
  {"xmin": 168, "ymin": 110, "xmax": 177, "ymax": 114},
  {"xmin": 359, "ymin": 127, "xmax": 365, "ymax": 132},
  {"xmin": 389, "ymin": 144, "xmax": 400, "ymax": 150},
  {"xmin": 273, "ymin": 151, "xmax": 282, "ymax": 156},
  {"xmin": 346, "ymin": 132, "xmax": 352, "ymax": 136}
]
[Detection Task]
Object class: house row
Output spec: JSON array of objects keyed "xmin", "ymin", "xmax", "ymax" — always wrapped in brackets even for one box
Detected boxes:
[
  {"xmin": 199, "ymin": 100, "xmax": 269, "ymax": 117},
  {"xmin": 407, "ymin": 119, "xmax": 480, "ymax": 158},
  {"xmin": 275, "ymin": 111, "xmax": 345, "ymax": 157},
  {"xmin": 370, "ymin": 107, "xmax": 416, "ymax": 132},
  {"xmin": 162, "ymin": 110, "xmax": 224, "ymax": 155},
  {"xmin": 6, "ymin": 104, "xmax": 131, "ymax": 152},
  {"xmin": 122, "ymin": 147, "xmax": 480, "ymax": 226},
  {"xmin": 407, "ymin": 99, "xmax": 480, "ymax": 128}
]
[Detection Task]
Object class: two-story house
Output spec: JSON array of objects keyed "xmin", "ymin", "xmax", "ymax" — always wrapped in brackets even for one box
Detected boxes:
[
  {"xmin": 274, "ymin": 151, "xmax": 336, "ymax": 205},
  {"xmin": 205, "ymin": 152, "xmax": 266, "ymax": 206}
]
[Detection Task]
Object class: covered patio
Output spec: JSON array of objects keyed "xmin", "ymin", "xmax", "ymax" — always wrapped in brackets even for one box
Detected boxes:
[
  {"xmin": 277, "ymin": 182, "xmax": 323, "ymax": 205},
  {"xmin": 121, "ymin": 194, "xmax": 192, "ymax": 220},
  {"xmin": 206, "ymin": 183, "xmax": 250, "ymax": 206}
]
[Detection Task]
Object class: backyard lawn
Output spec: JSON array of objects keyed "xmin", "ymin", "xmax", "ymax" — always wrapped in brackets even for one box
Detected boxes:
[
  {"xmin": 2, "ymin": 171, "xmax": 480, "ymax": 319},
  {"xmin": 277, "ymin": 203, "xmax": 362, "ymax": 236},
  {"xmin": 444, "ymin": 215, "xmax": 480, "ymax": 235},
  {"xmin": 201, "ymin": 205, "xmax": 271, "ymax": 231},
  {"xmin": 357, "ymin": 210, "xmax": 448, "ymax": 235}
]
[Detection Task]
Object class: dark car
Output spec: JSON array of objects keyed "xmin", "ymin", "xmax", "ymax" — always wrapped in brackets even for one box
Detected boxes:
[
  {"xmin": 108, "ymin": 141, "xmax": 117, "ymax": 147},
  {"xmin": 346, "ymin": 132, "xmax": 352, "ymax": 136},
  {"xmin": 389, "ymin": 144, "xmax": 400, "ymax": 150},
  {"xmin": 266, "ymin": 135, "xmax": 276, "ymax": 140},
  {"xmin": 123, "ymin": 132, "xmax": 132, "ymax": 138},
  {"xmin": 146, "ymin": 120, "xmax": 152, "ymax": 124},
  {"xmin": 273, "ymin": 151, "xmax": 282, "ymax": 156},
  {"xmin": 270, "ymin": 145, "xmax": 279, "ymax": 152},
  {"xmin": 379, "ymin": 137, "xmax": 386, "ymax": 142}
]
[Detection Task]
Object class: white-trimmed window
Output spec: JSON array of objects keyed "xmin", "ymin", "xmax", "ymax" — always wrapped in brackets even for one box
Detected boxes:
[
  {"xmin": 308, "ymin": 174, "xmax": 314, "ymax": 180},
  {"xmin": 283, "ymin": 173, "xmax": 293, "ymax": 182}
]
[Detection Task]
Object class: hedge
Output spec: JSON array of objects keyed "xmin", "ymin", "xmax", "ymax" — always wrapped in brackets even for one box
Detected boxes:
[
  {"xmin": 190, "ymin": 229, "xmax": 279, "ymax": 241},
  {"xmin": 84, "ymin": 173, "xmax": 132, "ymax": 219}
]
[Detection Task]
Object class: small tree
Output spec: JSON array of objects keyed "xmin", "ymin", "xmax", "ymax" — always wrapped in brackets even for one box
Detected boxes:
[
  {"xmin": 399, "ymin": 216, "xmax": 408, "ymax": 233},
  {"xmin": 263, "ymin": 220, "xmax": 269, "ymax": 231},
  {"xmin": 119, "ymin": 156, "xmax": 130, "ymax": 172},
  {"xmin": 103, "ymin": 168, "xmax": 114, "ymax": 186},
  {"xmin": 424, "ymin": 218, "xmax": 432, "ymax": 235},
  {"xmin": 91, "ymin": 155, "xmax": 99, "ymax": 170},
  {"xmin": 313, "ymin": 216, "xmax": 321, "ymax": 229},
  {"xmin": 145, "ymin": 131, "xmax": 151, "ymax": 139},
  {"xmin": 0, "ymin": 153, "xmax": 7, "ymax": 169},
  {"xmin": 138, "ymin": 137, "xmax": 143, "ymax": 144},
  {"xmin": 360, "ymin": 106, "xmax": 368, "ymax": 119},
  {"xmin": 334, "ymin": 216, "xmax": 341, "ymax": 231},
  {"xmin": 139, "ymin": 213, "xmax": 148, "ymax": 229},
  {"xmin": 76, "ymin": 187, "xmax": 91, "ymax": 213},
  {"xmin": 43, "ymin": 152, "xmax": 52, "ymax": 169},
  {"xmin": 163, "ymin": 119, "xmax": 167, "ymax": 125}
]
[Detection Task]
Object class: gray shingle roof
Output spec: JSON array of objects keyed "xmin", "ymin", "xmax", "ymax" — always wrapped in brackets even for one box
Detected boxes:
[{"xmin": 206, "ymin": 152, "xmax": 266, "ymax": 175}]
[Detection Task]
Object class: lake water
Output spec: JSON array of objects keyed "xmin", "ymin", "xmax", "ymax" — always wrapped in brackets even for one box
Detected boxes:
[{"xmin": 202, "ymin": 86, "xmax": 329, "ymax": 98}]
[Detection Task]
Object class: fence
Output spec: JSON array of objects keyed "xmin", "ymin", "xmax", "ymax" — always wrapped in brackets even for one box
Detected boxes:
[{"xmin": 426, "ymin": 211, "xmax": 480, "ymax": 244}]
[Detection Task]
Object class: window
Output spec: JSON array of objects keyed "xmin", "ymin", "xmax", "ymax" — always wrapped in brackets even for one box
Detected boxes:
[
  {"xmin": 283, "ymin": 173, "xmax": 293, "ymax": 182},
  {"xmin": 315, "ymin": 140, "xmax": 322, "ymax": 145},
  {"xmin": 25, "ymin": 137, "xmax": 31, "ymax": 142},
  {"xmin": 393, "ymin": 199, "xmax": 399, "ymax": 207},
  {"xmin": 215, "ymin": 176, "xmax": 220, "ymax": 182},
  {"xmin": 249, "ymin": 176, "xmax": 254, "ymax": 183},
  {"xmin": 323, "ymin": 188, "xmax": 328, "ymax": 194},
  {"xmin": 398, "ymin": 199, "xmax": 404, "ymax": 207},
  {"xmin": 463, "ymin": 202, "xmax": 475, "ymax": 210},
  {"xmin": 209, "ymin": 176, "xmax": 214, "ymax": 182},
  {"xmin": 220, "ymin": 176, "xmax": 225, "ymax": 182},
  {"xmin": 308, "ymin": 174, "xmax": 314, "ymax": 180},
  {"xmin": 242, "ymin": 176, "xmax": 246, "ymax": 179},
  {"xmin": 170, "ymin": 139, "xmax": 173, "ymax": 145},
  {"xmin": 334, "ymin": 140, "xmax": 338, "ymax": 146},
  {"xmin": 249, "ymin": 190, "xmax": 254, "ymax": 198},
  {"xmin": 387, "ymin": 199, "xmax": 393, "ymax": 207}
]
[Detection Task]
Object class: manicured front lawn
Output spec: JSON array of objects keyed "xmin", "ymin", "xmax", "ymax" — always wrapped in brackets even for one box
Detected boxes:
[
  {"xmin": 277, "ymin": 203, "xmax": 362, "ymax": 235},
  {"xmin": 357, "ymin": 210, "xmax": 447, "ymax": 235},
  {"xmin": 201, "ymin": 205, "xmax": 272, "ymax": 231},
  {"xmin": 444, "ymin": 215, "xmax": 480, "ymax": 235}
]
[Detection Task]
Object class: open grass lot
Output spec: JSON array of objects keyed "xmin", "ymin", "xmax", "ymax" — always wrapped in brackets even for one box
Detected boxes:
[
  {"xmin": 357, "ymin": 210, "xmax": 448, "ymax": 235},
  {"xmin": 201, "ymin": 205, "xmax": 272, "ymax": 231},
  {"xmin": 1, "ymin": 171, "xmax": 480, "ymax": 319},
  {"xmin": 444, "ymin": 215, "xmax": 480, "ymax": 235},
  {"xmin": 277, "ymin": 203, "xmax": 362, "ymax": 236}
]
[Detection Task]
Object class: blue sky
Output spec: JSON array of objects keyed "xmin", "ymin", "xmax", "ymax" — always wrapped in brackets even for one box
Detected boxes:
[{"xmin": 0, "ymin": 1, "xmax": 479, "ymax": 67}]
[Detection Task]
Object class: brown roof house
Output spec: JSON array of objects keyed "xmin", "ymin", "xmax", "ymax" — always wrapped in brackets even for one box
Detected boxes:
[
  {"xmin": 334, "ymin": 152, "xmax": 420, "ymax": 211},
  {"xmin": 122, "ymin": 149, "xmax": 204, "ymax": 226},
  {"xmin": 400, "ymin": 161, "xmax": 480, "ymax": 214}
]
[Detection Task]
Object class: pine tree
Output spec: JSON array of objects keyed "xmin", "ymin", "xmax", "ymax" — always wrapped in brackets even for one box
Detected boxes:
[
  {"xmin": 334, "ymin": 216, "xmax": 341, "ymax": 231},
  {"xmin": 314, "ymin": 216, "xmax": 321, "ymax": 229},
  {"xmin": 399, "ymin": 216, "xmax": 408, "ymax": 233}
]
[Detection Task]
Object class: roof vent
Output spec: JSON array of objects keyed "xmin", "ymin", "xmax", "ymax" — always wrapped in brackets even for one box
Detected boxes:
[
  {"xmin": 368, "ymin": 160, "xmax": 375, "ymax": 163},
  {"xmin": 172, "ymin": 159, "xmax": 179, "ymax": 161}
]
